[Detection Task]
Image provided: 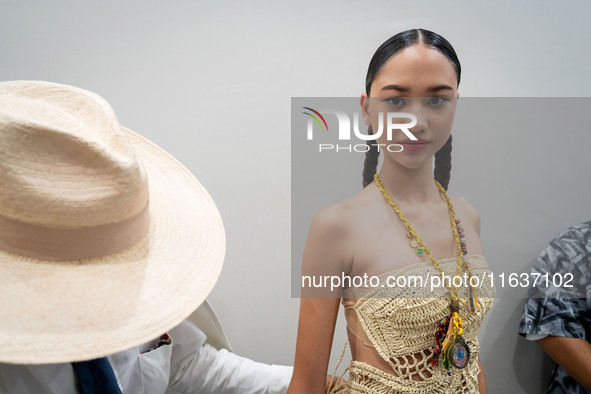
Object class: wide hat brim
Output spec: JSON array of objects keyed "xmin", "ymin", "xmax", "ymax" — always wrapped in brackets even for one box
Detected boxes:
[{"xmin": 0, "ymin": 127, "xmax": 225, "ymax": 364}]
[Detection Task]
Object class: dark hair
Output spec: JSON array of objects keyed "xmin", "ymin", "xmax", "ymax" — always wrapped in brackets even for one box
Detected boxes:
[{"xmin": 361, "ymin": 29, "xmax": 460, "ymax": 190}]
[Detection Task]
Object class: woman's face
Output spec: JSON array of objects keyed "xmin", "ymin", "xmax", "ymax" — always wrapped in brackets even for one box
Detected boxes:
[{"xmin": 361, "ymin": 44, "xmax": 459, "ymax": 170}]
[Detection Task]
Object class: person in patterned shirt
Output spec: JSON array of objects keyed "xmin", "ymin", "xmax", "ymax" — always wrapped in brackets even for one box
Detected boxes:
[{"xmin": 519, "ymin": 221, "xmax": 591, "ymax": 393}]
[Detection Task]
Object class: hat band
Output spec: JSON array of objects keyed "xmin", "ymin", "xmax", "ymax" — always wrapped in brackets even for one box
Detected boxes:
[{"xmin": 0, "ymin": 202, "xmax": 150, "ymax": 261}]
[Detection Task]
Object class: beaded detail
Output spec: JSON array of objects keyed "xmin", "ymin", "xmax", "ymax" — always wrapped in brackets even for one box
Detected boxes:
[{"xmin": 456, "ymin": 219, "xmax": 468, "ymax": 256}]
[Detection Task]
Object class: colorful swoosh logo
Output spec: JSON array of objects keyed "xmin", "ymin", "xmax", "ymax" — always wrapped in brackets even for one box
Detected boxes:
[{"xmin": 302, "ymin": 107, "xmax": 328, "ymax": 131}]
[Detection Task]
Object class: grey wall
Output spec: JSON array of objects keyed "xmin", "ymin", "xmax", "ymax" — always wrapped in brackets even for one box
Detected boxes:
[{"xmin": 2, "ymin": 1, "xmax": 590, "ymax": 392}]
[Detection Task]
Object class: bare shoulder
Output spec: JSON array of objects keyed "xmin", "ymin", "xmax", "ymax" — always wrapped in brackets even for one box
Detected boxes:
[
  {"xmin": 304, "ymin": 199, "xmax": 360, "ymax": 278},
  {"xmin": 311, "ymin": 186, "xmax": 374, "ymax": 233},
  {"xmin": 310, "ymin": 200, "xmax": 354, "ymax": 237},
  {"xmin": 306, "ymin": 189, "xmax": 372, "ymax": 269},
  {"xmin": 306, "ymin": 199, "xmax": 358, "ymax": 265},
  {"xmin": 451, "ymin": 196, "xmax": 481, "ymax": 236}
]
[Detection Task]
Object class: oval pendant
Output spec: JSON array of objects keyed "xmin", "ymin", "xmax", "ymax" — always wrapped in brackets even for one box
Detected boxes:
[{"xmin": 449, "ymin": 338, "xmax": 470, "ymax": 369}]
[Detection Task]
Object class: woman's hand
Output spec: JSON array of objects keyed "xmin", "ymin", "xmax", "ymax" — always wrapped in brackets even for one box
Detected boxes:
[{"xmin": 326, "ymin": 374, "xmax": 347, "ymax": 393}]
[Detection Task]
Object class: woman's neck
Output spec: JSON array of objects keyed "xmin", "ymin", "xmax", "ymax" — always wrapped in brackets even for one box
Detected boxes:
[{"xmin": 376, "ymin": 159, "xmax": 441, "ymax": 205}]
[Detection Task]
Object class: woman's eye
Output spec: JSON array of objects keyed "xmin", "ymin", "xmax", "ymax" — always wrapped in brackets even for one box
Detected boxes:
[
  {"xmin": 427, "ymin": 97, "xmax": 449, "ymax": 106},
  {"xmin": 384, "ymin": 97, "xmax": 405, "ymax": 106}
]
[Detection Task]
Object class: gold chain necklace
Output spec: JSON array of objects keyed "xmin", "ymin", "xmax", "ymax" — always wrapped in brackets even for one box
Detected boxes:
[
  {"xmin": 374, "ymin": 173, "xmax": 464, "ymax": 297},
  {"xmin": 373, "ymin": 173, "xmax": 478, "ymax": 375}
]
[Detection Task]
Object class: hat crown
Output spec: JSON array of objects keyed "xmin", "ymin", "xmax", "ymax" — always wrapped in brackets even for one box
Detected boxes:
[
  {"xmin": 0, "ymin": 81, "xmax": 148, "ymax": 228},
  {"xmin": 0, "ymin": 80, "xmax": 225, "ymax": 364}
]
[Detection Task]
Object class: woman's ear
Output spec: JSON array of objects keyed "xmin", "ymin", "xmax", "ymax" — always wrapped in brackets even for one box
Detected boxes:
[{"xmin": 360, "ymin": 93, "xmax": 371, "ymax": 126}]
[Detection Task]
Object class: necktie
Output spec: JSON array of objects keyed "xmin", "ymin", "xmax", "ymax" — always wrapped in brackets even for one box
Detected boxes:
[{"xmin": 71, "ymin": 357, "xmax": 122, "ymax": 394}]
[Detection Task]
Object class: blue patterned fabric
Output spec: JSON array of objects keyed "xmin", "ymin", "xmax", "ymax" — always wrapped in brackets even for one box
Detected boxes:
[
  {"xmin": 519, "ymin": 221, "xmax": 591, "ymax": 394},
  {"xmin": 71, "ymin": 357, "xmax": 122, "ymax": 394}
]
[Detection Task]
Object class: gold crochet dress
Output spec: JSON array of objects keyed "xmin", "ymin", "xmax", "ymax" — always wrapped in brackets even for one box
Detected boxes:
[{"xmin": 338, "ymin": 255, "xmax": 495, "ymax": 393}]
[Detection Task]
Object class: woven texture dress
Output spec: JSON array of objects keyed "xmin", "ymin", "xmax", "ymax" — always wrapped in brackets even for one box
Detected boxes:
[{"xmin": 337, "ymin": 255, "xmax": 495, "ymax": 393}]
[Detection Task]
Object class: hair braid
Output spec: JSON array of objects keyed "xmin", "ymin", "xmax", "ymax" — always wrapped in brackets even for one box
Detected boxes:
[
  {"xmin": 433, "ymin": 134, "xmax": 452, "ymax": 191},
  {"xmin": 362, "ymin": 126, "xmax": 380, "ymax": 188}
]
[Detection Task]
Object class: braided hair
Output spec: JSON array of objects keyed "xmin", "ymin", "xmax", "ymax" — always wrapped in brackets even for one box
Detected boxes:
[
  {"xmin": 362, "ymin": 126, "xmax": 380, "ymax": 188},
  {"xmin": 361, "ymin": 29, "xmax": 461, "ymax": 191},
  {"xmin": 434, "ymin": 135, "xmax": 452, "ymax": 191}
]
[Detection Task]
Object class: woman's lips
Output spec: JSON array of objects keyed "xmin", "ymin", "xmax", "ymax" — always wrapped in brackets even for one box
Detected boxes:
[{"xmin": 398, "ymin": 139, "xmax": 428, "ymax": 152}]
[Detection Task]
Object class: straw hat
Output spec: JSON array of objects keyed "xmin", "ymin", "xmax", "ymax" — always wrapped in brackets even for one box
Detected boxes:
[{"xmin": 0, "ymin": 81, "xmax": 225, "ymax": 364}]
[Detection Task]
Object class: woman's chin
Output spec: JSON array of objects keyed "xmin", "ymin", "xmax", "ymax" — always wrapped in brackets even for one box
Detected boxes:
[{"xmin": 386, "ymin": 153, "xmax": 432, "ymax": 171}]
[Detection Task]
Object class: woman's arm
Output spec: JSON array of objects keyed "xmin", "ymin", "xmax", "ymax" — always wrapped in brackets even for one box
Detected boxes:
[
  {"xmin": 288, "ymin": 204, "xmax": 352, "ymax": 394},
  {"xmin": 477, "ymin": 356, "xmax": 487, "ymax": 394},
  {"xmin": 288, "ymin": 298, "xmax": 341, "ymax": 393}
]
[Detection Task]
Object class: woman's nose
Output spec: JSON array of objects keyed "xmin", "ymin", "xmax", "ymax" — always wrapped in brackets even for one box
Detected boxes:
[{"xmin": 406, "ymin": 100, "xmax": 428, "ymax": 136}]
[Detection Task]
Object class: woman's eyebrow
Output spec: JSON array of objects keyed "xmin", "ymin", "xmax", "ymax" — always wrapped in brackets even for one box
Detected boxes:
[
  {"xmin": 426, "ymin": 85, "xmax": 454, "ymax": 93},
  {"xmin": 379, "ymin": 84, "xmax": 454, "ymax": 93},
  {"xmin": 380, "ymin": 84, "xmax": 409, "ymax": 92}
]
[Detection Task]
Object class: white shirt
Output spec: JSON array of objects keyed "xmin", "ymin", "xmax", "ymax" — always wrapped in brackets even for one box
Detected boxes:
[{"xmin": 0, "ymin": 319, "xmax": 293, "ymax": 394}]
